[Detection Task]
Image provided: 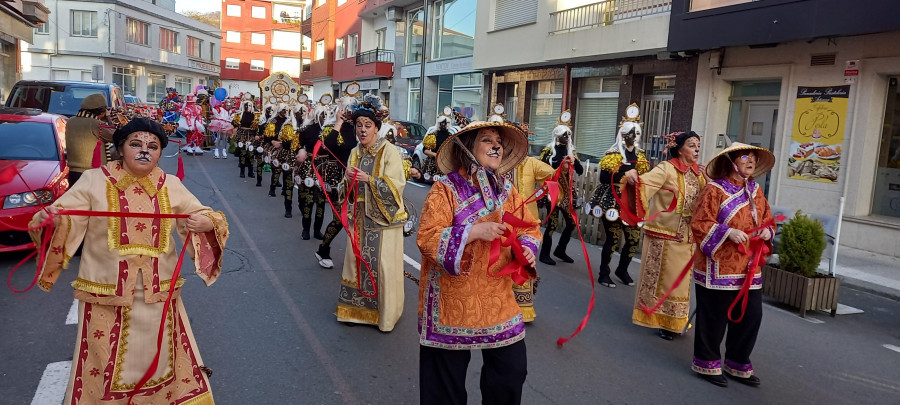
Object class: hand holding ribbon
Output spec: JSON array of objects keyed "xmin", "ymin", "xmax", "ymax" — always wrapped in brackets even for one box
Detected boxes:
[
  {"xmin": 487, "ymin": 212, "xmax": 538, "ymax": 285},
  {"xmin": 727, "ymin": 214, "xmax": 784, "ymax": 323}
]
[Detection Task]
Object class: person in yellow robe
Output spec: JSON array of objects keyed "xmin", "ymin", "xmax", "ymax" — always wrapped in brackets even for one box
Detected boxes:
[{"xmin": 31, "ymin": 118, "xmax": 228, "ymax": 404}]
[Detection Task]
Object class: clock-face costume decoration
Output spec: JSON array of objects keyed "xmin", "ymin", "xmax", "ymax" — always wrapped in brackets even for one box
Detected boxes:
[
  {"xmin": 421, "ymin": 106, "xmax": 458, "ymax": 181},
  {"xmin": 259, "ymin": 71, "xmax": 300, "ymax": 109}
]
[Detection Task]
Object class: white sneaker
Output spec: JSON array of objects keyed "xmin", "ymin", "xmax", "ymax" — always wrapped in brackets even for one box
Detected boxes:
[
  {"xmin": 192, "ymin": 146, "xmax": 204, "ymax": 155},
  {"xmin": 315, "ymin": 253, "xmax": 334, "ymax": 269},
  {"xmin": 214, "ymin": 149, "xmax": 220, "ymax": 159},
  {"xmin": 221, "ymin": 149, "xmax": 228, "ymax": 159}
]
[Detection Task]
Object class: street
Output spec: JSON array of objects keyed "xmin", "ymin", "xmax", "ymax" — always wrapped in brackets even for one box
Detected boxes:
[{"xmin": 2, "ymin": 144, "xmax": 900, "ymax": 405}]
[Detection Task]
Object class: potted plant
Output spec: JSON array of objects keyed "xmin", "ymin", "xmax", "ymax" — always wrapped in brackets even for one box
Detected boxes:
[{"xmin": 762, "ymin": 211, "xmax": 840, "ymax": 317}]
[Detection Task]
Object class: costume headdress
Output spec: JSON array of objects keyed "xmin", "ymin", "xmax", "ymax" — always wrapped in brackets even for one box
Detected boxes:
[
  {"xmin": 706, "ymin": 142, "xmax": 775, "ymax": 180},
  {"xmin": 351, "ymin": 94, "xmax": 390, "ymax": 130},
  {"xmin": 436, "ymin": 121, "xmax": 529, "ymax": 176},
  {"xmin": 547, "ymin": 110, "xmax": 575, "ymax": 161},
  {"xmin": 607, "ymin": 103, "xmax": 644, "ymax": 163}
]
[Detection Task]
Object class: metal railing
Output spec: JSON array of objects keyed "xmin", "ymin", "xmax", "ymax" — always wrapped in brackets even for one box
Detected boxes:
[
  {"xmin": 550, "ymin": 0, "xmax": 672, "ymax": 33},
  {"xmin": 356, "ymin": 49, "xmax": 394, "ymax": 65}
]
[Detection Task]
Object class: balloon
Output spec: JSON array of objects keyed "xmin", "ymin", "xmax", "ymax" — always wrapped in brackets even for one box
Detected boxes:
[{"xmin": 214, "ymin": 87, "xmax": 227, "ymax": 101}]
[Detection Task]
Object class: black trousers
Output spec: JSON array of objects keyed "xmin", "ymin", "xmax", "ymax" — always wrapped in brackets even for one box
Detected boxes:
[
  {"xmin": 420, "ymin": 340, "xmax": 527, "ymax": 405},
  {"xmin": 299, "ymin": 185, "xmax": 325, "ymax": 232},
  {"xmin": 599, "ymin": 218, "xmax": 641, "ymax": 275},
  {"xmin": 316, "ymin": 189, "xmax": 342, "ymax": 258},
  {"xmin": 693, "ymin": 286, "xmax": 762, "ymax": 373},
  {"xmin": 540, "ymin": 207, "xmax": 576, "ymax": 257}
]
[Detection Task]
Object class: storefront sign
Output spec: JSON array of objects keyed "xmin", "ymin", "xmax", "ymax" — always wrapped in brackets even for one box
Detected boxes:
[
  {"xmin": 844, "ymin": 60, "xmax": 859, "ymax": 84},
  {"xmin": 786, "ymin": 85, "xmax": 850, "ymax": 183},
  {"xmin": 189, "ymin": 60, "xmax": 221, "ymax": 74}
]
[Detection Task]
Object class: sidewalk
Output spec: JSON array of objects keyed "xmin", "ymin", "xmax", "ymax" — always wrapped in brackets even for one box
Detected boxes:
[{"xmin": 828, "ymin": 245, "xmax": 900, "ymax": 301}]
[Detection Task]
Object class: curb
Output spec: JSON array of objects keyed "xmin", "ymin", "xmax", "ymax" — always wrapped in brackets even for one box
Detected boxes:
[{"xmin": 839, "ymin": 276, "xmax": 900, "ymax": 302}]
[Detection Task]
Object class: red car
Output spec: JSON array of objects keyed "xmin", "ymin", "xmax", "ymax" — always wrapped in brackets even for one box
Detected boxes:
[{"xmin": 0, "ymin": 107, "xmax": 69, "ymax": 252}]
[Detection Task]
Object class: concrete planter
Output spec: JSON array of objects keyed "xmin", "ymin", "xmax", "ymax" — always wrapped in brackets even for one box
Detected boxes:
[{"xmin": 761, "ymin": 265, "xmax": 840, "ymax": 317}]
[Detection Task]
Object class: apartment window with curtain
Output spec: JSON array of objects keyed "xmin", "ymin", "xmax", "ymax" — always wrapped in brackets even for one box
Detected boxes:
[
  {"xmin": 528, "ymin": 79, "xmax": 563, "ymax": 152},
  {"xmin": 160, "ymin": 28, "xmax": 178, "ymax": 53},
  {"xmin": 406, "ymin": 8, "xmax": 424, "ymax": 64},
  {"xmin": 430, "ymin": 0, "xmax": 475, "ymax": 60},
  {"xmin": 225, "ymin": 58, "xmax": 240, "ymax": 69},
  {"xmin": 335, "ymin": 38, "xmax": 344, "ymax": 60},
  {"xmin": 315, "ymin": 40, "xmax": 324, "ymax": 60},
  {"xmin": 126, "ymin": 18, "xmax": 149, "ymax": 45},
  {"xmin": 71, "ymin": 10, "xmax": 97, "ymax": 37},
  {"xmin": 574, "ymin": 77, "xmax": 620, "ymax": 159},
  {"xmin": 147, "ymin": 73, "xmax": 167, "ymax": 103},
  {"xmin": 408, "ymin": 78, "xmax": 420, "ymax": 121},
  {"xmin": 347, "ymin": 33, "xmax": 358, "ymax": 58},
  {"xmin": 113, "ymin": 66, "xmax": 137, "ymax": 95},
  {"xmin": 187, "ymin": 36, "xmax": 202, "ymax": 59},
  {"xmin": 175, "ymin": 76, "xmax": 192, "ymax": 96},
  {"xmin": 250, "ymin": 59, "xmax": 265, "ymax": 71}
]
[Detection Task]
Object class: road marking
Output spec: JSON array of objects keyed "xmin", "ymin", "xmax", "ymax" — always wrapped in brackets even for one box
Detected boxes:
[
  {"xmin": 31, "ymin": 361, "xmax": 70, "ymax": 405},
  {"xmin": 403, "ymin": 254, "xmax": 421, "ymax": 270},
  {"xmin": 765, "ymin": 305, "xmax": 825, "ymax": 324},
  {"xmin": 407, "ymin": 181, "xmax": 426, "ymax": 188},
  {"xmin": 196, "ymin": 159, "xmax": 359, "ymax": 405},
  {"xmin": 884, "ymin": 344, "xmax": 900, "ymax": 354},
  {"xmin": 65, "ymin": 299, "xmax": 78, "ymax": 325}
]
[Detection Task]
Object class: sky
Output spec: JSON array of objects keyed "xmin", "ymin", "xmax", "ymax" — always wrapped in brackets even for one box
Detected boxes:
[{"xmin": 175, "ymin": 0, "xmax": 221, "ymax": 13}]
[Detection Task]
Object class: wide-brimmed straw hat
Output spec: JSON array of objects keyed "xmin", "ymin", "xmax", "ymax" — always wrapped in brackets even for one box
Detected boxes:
[
  {"xmin": 436, "ymin": 121, "xmax": 528, "ymax": 175},
  {"xmin": 706, "ymin": 142, "xmax": 775, "ymax": 179}
]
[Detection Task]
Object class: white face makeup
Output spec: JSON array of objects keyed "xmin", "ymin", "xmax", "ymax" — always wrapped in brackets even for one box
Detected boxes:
[
  {"xmin": 355, "ymin": 116, "xmax": 379, "ymax": 148},
  {"xmin": 473, "ymin": 128, "xmax": 504, "ymax": 171},
  {"xmin": 121, "ymin": 131, "xmax": 161, "ymax": 176}
]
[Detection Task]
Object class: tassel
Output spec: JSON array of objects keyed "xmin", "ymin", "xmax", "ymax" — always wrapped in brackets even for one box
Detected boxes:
[
  {"xmin": 91, "ymin": 139, "xmax": 103, "ymax": 168},
  {"xmin": 176, "ymin": 155, "xmax": 185, "ymax": 180}
]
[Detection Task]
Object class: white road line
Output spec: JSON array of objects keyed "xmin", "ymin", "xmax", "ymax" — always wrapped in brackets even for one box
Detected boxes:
[
  {"xmin": 404, "ymin": 254, "xmax": 421, "ymax": 270},
  {"xmin": 883, "ymin": 344, "xmax": 900, "ymax": 354},
  {"xmin": 65, "ymin": 299, "xmax": 78, "ymax": 325},
  {"xmin": 31, "ymin": 361, "xmax": 70, "ymax": 405},
  {"xmin": 407, "ymin": 181, "xmax": 426, "ymax": 188},
  {"xmin": 766, "ymin": 305, "xmax": 825, "ymax": 324}
]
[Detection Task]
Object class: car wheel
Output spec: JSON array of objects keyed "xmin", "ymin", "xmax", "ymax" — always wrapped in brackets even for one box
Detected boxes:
[{"xmin": 411, "ymin": 156, "xmax": 423, "ymax": 183}]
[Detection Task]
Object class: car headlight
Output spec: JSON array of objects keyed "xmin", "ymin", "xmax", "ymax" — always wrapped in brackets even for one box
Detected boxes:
[{"xmin": 3, "ymin": 189, "xmax": 54, "ymax": 209}]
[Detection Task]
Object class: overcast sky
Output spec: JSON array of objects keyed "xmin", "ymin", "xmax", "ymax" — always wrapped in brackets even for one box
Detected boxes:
[{"xmin": 176, "ymin": 0, "xmax": 221, "ymax": 13}]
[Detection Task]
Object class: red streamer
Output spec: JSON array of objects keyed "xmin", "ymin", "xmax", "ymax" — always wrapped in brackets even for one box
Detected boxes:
[
  {"xmin": 727, "ymin": 214, "xmax": 784, "ymax": 323},
  {"xmin": 91, "ymin": 139, "xmax": 103, "ymax": 168},
  {"xmin": 487, "ymin": 212, "xmax": 538, "ymax": 285}
]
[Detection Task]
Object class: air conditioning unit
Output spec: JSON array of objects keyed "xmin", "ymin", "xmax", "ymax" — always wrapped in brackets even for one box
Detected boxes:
[{"xmin": 386, "ymin": 7, "xmax": 402, "ymax": 22}]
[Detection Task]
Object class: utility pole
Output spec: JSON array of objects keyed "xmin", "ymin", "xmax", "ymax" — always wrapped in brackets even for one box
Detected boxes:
[{"xmin": 417, "ymin": 0, "xmax": 429, "ymax": 125}]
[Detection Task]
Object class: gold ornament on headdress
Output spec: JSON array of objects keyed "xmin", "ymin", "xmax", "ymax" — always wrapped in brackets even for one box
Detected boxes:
[
  {"xmin": 618, "ymin": 103, "xmax": 643, "ymax": 128},
  {"xmin": 557, "ymin": 109, "xmax": 573, "ymax": 128}
]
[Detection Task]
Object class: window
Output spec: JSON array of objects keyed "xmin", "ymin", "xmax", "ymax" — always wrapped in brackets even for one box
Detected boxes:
[
  {"xmin": 126, "ymin": 18, "xmax": 149, "ymax": 45},
  {"xmin": 160, "ymin": 28, "xmax": 178, "ymax": 53},
  {"xmin": 335, "ymin": 38, "xmax": 344, "ymax": 60},
  {"xmin": 874, "ymin": 77, "xmax": 900, "ymax": 218},
  {"xmin": 226, "ymin": 4, "xmax": 241, "ymax": 17},
  {"xmin": 272, "ymin": 30, "xmax": 302, "ymax": 51},
  {"xmin": 272, "ymin": 56, "xmax": 301, "ymax": 77},
  {"xmin": 147, "ymin": 73, "xmax": 167, "ymax": 103},
  {"xmin": 274, "ymin": 3, "xmax": 304, "ymax": 22},
  {"xmin": 226, "ymin": 30, "xmax": 240, "ymax": 43},
  {"xmin": 338, "ymin": 0, "xmax": 347, "ymax": 6},
  {"xmin": 251, "ymin": 33, "xmax": 266, "ymax": 45},
  {"xmin": 494, "ymin": 0, "xmax": 538, "ymax": 30},
  {"xmin": 347, "ymin": 33, "xmax": 358, "ymax": 58},
  {"xmin": 408, "ymin": 78, "xmax": 420, "ymax": 122},
  {"xmin": 81, "ymin": 71, "xmax": 92, "ymax": 82},
  {"xmin": 209, "ymin": 42, "xmax": 216, "ymax": 62},
  {"xmin": 317, "ymin": 0, "xmax": 326, "ymax": 7},
  {"xmin": 431, "ymin": 0, "xmax": 475, "ymax": 60},
  {"xmin": 250, "ymin": 59, "xmax": 265, "ymax": 71},
  {"xmin": 375, "ymin": 28, "xmax": 386, "ymax": 50},
  {"xmin": 35, "ymin": 23, "xmax": 49, "ymax": 34},
  {"xmin": 528, "ymin": 80, "xmax": 563, "ymax": 153},
  {"xmin": 186, "ymin": 36, "xmax": 202, "ymax": 58},
  {"xmin": 574, "ymin": 77, "xmax": 620, "ymax": 159},
  {"xmin": 504, "ymin": 83, "xmax": 518, "ymax": 122},
  {"xmin": 690, "ymin": 0, "xmax": 756, "ymax": 12},
  {"xmin": 302, "ymin": 58, "xmax": 311, "ymax": 72},
  {"xmin": 113, "ymin": 66, "xmax": 137, "ymax": 94},
  {"xmin": 225, "ymin": 58, "xmax": 240, "ymax": 69},
  {"xmin": 406, "ymin": 8, "xmax": 424, "ymax": 64},
  {"xmin": 450, "ymin": 73, "xmax": 483, "ymax": 121},
  {"xmin": 71, "ymin": 10, "xmax": 97, "ymax": 37},
  {"xmin": 52, "ymin": 70, "xmax": 68, "ymax": 80},
  {"xmin": 175, "ymin": 76, "xmax": 192, "ymax": 96},
  {"xmin": 315, "ymin": 40, "xmax": 324, "ymax": 60},
  {"xmin": 251, "ymin": 6, "xmax": 266, "ymax": 18}
]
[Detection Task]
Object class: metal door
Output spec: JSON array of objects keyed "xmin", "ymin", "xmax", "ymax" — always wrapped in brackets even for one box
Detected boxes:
[{"xmin": 742, "ymin": 101, "xmax": 778, "ymax": 196}]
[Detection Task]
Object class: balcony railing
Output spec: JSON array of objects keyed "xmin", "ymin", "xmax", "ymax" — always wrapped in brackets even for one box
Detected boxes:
[
  {"xmin": 550, "ymin": 0, "xmax": 671, "ymax": 33},
  {"xmin": 356, "ymin": 49, "xmax": 394, "ymax": 65}
]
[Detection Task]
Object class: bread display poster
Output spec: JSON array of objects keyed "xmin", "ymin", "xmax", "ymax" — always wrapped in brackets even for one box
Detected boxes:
[{"xmin": 787, "ymin": 85, "xmax": 849, "ymax": 183}]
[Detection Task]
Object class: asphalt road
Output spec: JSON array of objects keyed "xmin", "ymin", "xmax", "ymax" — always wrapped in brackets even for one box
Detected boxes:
[{"xmin": 2, "ymin": 144, "xmax": 899, "ymax": 404}]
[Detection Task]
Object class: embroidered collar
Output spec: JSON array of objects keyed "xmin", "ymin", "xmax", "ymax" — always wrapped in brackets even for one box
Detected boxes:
[
  {"xmin": 105, "ymin": 162, "xmax": 164, "ymax": 197},
  {"xmin": 669, "ymin": 158, "xmax": 700, "ymax": 175},
  {"xmin": 359, "ymin": 138, "xmax": 384, "ymax": 156}
]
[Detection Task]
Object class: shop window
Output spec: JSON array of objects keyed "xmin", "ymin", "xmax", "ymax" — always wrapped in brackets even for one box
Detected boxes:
[
  {"xmin": 528, "ymin": 79, "xmax": 563, "ymax": 153},
  {"xmin": 408, "ymin": 78, "xmax": 421, "ymax": 122},
  {"xmin": 873, "ymin": 77, "xmax": 900, "ymax": 218},
  {"xmin": 451, "ymin": 73, "xmax": 483, "ymax": 120},
  {"xmin": 575, "ymin": 77, "xmax": 619, "ymax": 159},
  {"xmin": 147, "ymin": 73, "xmax": 167, "ymax": 103},
  {"xmin": 175, "ymin": 76, "xmax": 192, "ymax": 96},
  {"xmin": 504, "ymin": 83, "xmax": 519, "ymax": 123},
  {"xmin": 112, "ymin": 66, "xmax": 137, "ymax": 95}
]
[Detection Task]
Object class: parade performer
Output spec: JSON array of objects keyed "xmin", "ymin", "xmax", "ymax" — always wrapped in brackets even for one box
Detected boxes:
[
  {"xmin": 195, "ymin": 87, "xmax": 215, "ymax": 149},
  {"xmin": 421, "ymin": 106, "xmax": 456, "ymax": 181},
  {"xmin": 690, "ymin": 142, "xmax": 775, "ymax": 388},
  {"xmin": 417, "ymin": 119, "xmax": 539, "ymax": 404},
  {"xmin": 295, "ymin": 96, "xmax": 330, "ymax": 239},
  {"xmin": 209, "ymin": 102, "xmax": 235, "ymax": 159},
  {"xmin": 278, "ymin": 102, "xmax": 309, "ymax": 218},
  {"xmin": 590, "ymin": 104, "xmax": 650, "ymax": 288},
  {"xmin": 314, "ymin": 95, "xmax": 357, "ymax": 266},
  {"xmin": 158, "ymin": 87, "xmax": 182, "ymax": 130},
  {"xmin": 65, "ymin": 94, "xmax": 115, "ymax": 185},
  {"xmin": 232, "ymin": 94, "xmax": 260, "ymax": 178},
  {"xmin": 30, "ymin": 118, "xmax": 229, "ymax": 404},
  {"xmin": 252, "ymin": 104, "xmax": 275, "ymax": 186},
  {"xmin": 537, "ymin": 110, "xmax": 583, "ymax": 266},
  {"xmin": 490, "ymin": 104, "xmax": 553, "ymax": 323},
  {"xmin": 335, "ymin": 94, "xmax": 407, "ymax": 332},
  {"xmin": 624, "ymin": 131, "xmax": 706, "ymax": 340},
  {"xmin": 179, "ymin": 101, "xmax": 206, "ymax": 155},
  {"xmin": 264, "ymin": 103, "xmax": 295, "ymax": 198}
]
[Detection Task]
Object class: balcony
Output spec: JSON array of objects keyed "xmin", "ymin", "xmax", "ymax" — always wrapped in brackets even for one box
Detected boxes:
[
  {"xmin": 356, "ymin": 49, "xmax": 394, "ymax": 65},
  {"xmin": 550, "ymin": 0, "xmax": 671, "ymax": 34},
  {"xmin": 333, "ymin": 49, "xmax": 393, "ymax": 82}
]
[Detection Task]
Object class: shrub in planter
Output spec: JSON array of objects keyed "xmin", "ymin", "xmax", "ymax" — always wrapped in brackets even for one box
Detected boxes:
[{"xmin": 777, "ymin": 210, "xmax": 826, "ymax": 277}]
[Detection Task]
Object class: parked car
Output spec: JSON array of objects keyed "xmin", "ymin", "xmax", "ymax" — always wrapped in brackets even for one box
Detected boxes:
[
  {"xmin": 0, "ymin": 107, "xmax": 69, "ymax": 252},
  {"xmin": 4, "ymin": 80, "xmax": 126, "ymax": 117},
  {"xmin": 393, "ymin": 120, "xmax": 429, "ymax": 181},
  {"xmin": 124, "ymin": 94, "xmax": 144, "ymax": 108}
]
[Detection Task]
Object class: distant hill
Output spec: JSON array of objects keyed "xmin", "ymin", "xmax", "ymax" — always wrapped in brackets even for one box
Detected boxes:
[{"xmin": 182, "ymin": 10, "xmax": 220, "ymax": 28}]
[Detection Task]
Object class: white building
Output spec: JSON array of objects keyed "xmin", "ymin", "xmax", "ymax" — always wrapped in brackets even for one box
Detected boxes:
[{"xmin": 21, "ymin": 0, "xmax": 221, "ymax": 103}]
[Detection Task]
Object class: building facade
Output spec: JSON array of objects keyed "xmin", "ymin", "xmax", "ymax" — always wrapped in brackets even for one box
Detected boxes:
[
  {"xmin": 669, "ymin": 0, "xmax": 900, "ymax": 257},
  {"xmin": 473, "ymin": 0, "xmax": 696, "ymax": 159},
  {"xmin": 220, "ymin": 0, "xmax": 311, "ymax": 97},
  {"xmin": 0, "ymin": 0, "xmax": 50, "ymax": 103},
  {"xmin": 20, "ymin": 0, "xmax": 220, "ymax": 103}
]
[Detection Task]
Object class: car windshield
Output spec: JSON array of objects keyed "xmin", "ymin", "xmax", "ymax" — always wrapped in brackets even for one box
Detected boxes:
[
  {"xmin": 0, "ymin": 121, "xmax": 59, "ymax": 161},
  {"xmin": 48, "ymin": 87, "xmax": 108, "ymax": 116}
]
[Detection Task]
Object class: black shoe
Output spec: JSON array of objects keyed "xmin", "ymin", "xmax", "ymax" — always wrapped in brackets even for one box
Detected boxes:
[
  {"xmin": 658, "ymin": 329, "xmax": 675, "ymax": 341},
  {"xmin": 301, "ymin": 229, "xmax": 310, "ymax": 240},
  {"xmin": 726, "ymin": 373, "xmax": 760, "ymax": 387},
  {"xmin": 240, "ymin": 170, "xmax": 245, "ymax": 178},
  {"xmin": 615, "ymin": 269, "xmax": 635, "ymax": 286},
  {"xmin": 268, "ymin": 189, "xmax": 276, "ymax": 197},
  {"xmin": 553, "ymin": 250, "xmax": 574, "ymax": 263},
  {"xmin": 598, "ymin": 273, "xmax": 616, "ymax": 288},
  {"xmin": 256, "ymin": 180, "xmax": 262, "ymax": 187},
  {"xmin": 248, "ymin": 171, "xmax": 255, "ymax": 178},
  {"xmin": 697, "ymin": 373, "xmax": 728, "ymax": 387},
  {"xmin": 539, "ymin": 255, "xmax": 556, "ymax": 266},
  {"xmin": 314, "ymin": 230, "xmax": 325, "ymax": 240}
]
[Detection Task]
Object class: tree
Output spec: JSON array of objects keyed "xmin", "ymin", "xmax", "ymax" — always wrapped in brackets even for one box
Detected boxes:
[{"xmin": 182, "ymin": 10, "xmax": 221, "ymax": 28}]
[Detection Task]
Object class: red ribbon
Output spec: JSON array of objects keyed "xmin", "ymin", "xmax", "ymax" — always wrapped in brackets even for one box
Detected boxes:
[
  {"xmin": 726, "ymin": 215, "xmax": 784, "ymax": 323},
  {"xmin": 91, "ymin": 139, "xmax": 103, "ymax": 169},
  {"xmin": 487, "ymin": 212, "xmax": 538, "ymax": 285},
  {"xmin": 609, "ymin": 162, "xmax": 679, "ymax": 226},
  {"xmin": 639, "ymin": 253, "xmax": 697, "ymax": 317}
]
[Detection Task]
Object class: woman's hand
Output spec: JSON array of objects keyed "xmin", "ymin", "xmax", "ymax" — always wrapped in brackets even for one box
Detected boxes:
[
  {"xmin": 698, "ymin": 164, "xmax": 710, "ymax": 182},
  {"xmin": 754, "ymin": 228, "xmax": 772, "ymax": 241},
  {"xmin": 346, "ymin": 167, "xmax": 370, "ymax": 183},
  {"xmin": 625, "ymin": 169, "xmax": 639, "ymax": 185},
  {"xmin": 296, "ymin": 149, "xmax": 308, "ymax": 163},
  {"xmin": 469, "ymin": 222, "xmax": 506, "ymax": 243},
  {"xmin": 522, "ymin": 246, "xmax": 535, "ymax": 267},
  {"xmin": 35, "ymin": 205, "xmax": 61, "ymax": 227},
  {"xmin": 186, "ymin": 213, "xmax": 214, "ymax": 233},
  {"xmin": 272, "ymin": 140, "xmax": 282, "ymax": 148},
  {"xmin": 727, "ymin": 228, "xmax": 749, "ymax": 244}
]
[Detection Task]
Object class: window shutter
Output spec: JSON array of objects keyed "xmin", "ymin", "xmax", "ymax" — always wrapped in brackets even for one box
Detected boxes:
[
  {"xmin": 495, "ymin": 0, "xmax": 538, "ymax": 31},
  {"xmin": 574, "ymin": 98, "xmax": 619, "ymax": 160}
]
